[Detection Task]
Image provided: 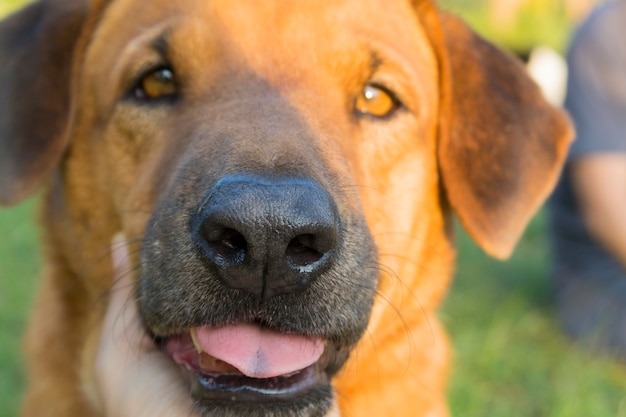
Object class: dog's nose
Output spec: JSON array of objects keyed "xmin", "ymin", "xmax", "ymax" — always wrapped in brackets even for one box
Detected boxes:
[{"xmin": 192, "ymin": 175, "xmax": 339, "ymax": 300}]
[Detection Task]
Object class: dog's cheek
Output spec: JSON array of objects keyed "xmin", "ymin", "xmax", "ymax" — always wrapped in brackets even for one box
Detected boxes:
[
  {"xmin": 355, "ymin": 123, "xmax": 440, "ymax": 240},
  {"xmin": 90, "ymin": 107, "xmax": 181, "ymax": 237},
  {"xmin": 345, "ymin": 113, "xmax": 458, "ymax": 333}
]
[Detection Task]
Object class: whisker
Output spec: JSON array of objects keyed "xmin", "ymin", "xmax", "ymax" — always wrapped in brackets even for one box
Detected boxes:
[{"xmin": 369, "ymin": 262, "xmax": 442, "ymax": 368}]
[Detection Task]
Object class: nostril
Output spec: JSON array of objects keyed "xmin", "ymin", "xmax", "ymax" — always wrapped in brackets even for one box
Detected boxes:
[
  {"xmin": 202, "ymin": 226, "xmax": 247, "ymax": 267},
  {"xmin": 286, "ymin": 233, "xmax": 332, "ymax": 271}
]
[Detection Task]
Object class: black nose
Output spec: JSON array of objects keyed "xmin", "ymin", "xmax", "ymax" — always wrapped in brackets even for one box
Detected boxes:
[{"xmin": 192, "ymin": 175, "xmax": 340, "ymax": 300}]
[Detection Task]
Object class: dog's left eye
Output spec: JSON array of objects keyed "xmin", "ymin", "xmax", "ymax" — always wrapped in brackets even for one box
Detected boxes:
[
  {"xmin": 134, "ymin": 67, "xmax": 178, "ymax": 101},
  {"xmin": 355, "ymin": 84, "xmax": 400, "ymax": 118}
]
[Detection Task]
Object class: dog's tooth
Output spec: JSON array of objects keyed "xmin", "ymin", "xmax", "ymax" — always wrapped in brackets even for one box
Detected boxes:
[{"xmin": 190, "ymin": 328, "xmax": 202, "ymax": 354}]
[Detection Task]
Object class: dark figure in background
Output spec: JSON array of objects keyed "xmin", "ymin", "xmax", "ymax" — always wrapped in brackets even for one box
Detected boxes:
[{"xmin": 549, "ymin": 0, "xmax": 626, "ymax": 357}]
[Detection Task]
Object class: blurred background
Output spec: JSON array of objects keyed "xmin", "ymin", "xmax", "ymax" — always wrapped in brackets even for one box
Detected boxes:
[
  {"xmin": 443, "ymin": 0, "xmax": 595, "ymax": 52},
  {"xmin": 0, "ymin": 0, "xmax": 625, "ymax": 416}
]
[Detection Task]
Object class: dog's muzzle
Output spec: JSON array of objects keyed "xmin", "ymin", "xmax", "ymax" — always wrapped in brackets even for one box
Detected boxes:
[{"xmin": 139, "ymin": 173, "xmax": 377, "ymax": 415}]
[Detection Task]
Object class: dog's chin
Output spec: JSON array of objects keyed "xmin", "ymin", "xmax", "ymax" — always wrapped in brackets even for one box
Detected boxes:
[{"xmin": 158, "ymin": 326, "xmax": 349, "ymax": 417}]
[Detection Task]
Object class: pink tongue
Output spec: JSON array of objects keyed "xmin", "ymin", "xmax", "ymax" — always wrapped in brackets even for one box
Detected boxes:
[{"xmin": 194, "ymin": 324, "xmax": 325, "ymax": 379}]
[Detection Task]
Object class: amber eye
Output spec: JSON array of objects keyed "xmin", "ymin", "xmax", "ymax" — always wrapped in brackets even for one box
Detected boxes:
[
  {"xmin": 134, "ymin": 67, "xmax": 177, "ymax": 101},
  {"xmin": 355, "ymin": 84, "xmax": 399, "ymax": 118}
]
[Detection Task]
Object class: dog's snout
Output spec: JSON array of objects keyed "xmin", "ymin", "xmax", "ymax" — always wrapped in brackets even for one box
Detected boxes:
[{"xmin": 193, "ymin": 175, "xmax": 340, "ymax": 300}]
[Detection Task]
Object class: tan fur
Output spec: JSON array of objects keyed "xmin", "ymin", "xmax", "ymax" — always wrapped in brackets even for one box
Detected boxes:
[{"xmin": 0, "ymin": 0, "xmax": 573, "ymax": 416}]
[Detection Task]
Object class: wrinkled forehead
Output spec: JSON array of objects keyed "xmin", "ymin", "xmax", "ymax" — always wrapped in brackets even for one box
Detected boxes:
[{"xmin": 87, "ymin": 0, "xmax": 437, "ymax": 90}]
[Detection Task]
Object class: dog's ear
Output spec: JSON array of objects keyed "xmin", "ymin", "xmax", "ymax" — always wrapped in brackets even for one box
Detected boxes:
[
  {"xmin": 434, "ymin": 13, "xmax": 573, "ymax": 259},
  {"xmin": 0, "ymin": 0, "xmax": 88, "ymax": 206}
]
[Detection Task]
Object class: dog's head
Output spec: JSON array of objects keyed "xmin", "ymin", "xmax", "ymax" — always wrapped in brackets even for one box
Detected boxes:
[{"xmin": 0, "ymin": 0, "xmax": 572, "ymax": 416}]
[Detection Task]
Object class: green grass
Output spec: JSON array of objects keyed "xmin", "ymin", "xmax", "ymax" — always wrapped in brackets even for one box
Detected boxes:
[
  {"xmin": 0, "ymin": 198, "xmax": 40, "ymax": 417},
  {"xmin": 443, "ymin": 214, "xmax": 626, "ymax": 417},
  {"xmin": 0, "ymin": 0, "xmax": 31, "ymax": 16},
  {"xmin": 440, "ymin": 0, "xmax": 575, "ymax": 52}
]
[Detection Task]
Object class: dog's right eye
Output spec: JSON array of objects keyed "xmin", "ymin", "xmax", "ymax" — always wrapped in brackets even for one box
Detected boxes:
[
  {"xmin": 355, "ymin": 84, "xmax": 401, "ymax": 118},
  {"xmin": 133, "ymin": 67, "xmax": 178, "ymax": 101}
]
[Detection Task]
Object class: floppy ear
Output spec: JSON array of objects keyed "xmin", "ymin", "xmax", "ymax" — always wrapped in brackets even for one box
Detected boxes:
[
  {"xmin": 0, "ymin": 0, "xmax": 88, "ymax": 206},
  {"xmin": 434, "ymin": 13, "xmax": 573, "ymax": 259}
]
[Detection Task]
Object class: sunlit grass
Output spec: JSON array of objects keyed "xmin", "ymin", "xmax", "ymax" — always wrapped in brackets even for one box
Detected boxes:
[
  {"xmin": 443, "ymin": 214, "xmax": 626, "ymax": 417},
  {"xmin": 0, "ymin": 198, "xmax": 40, "ymax": 417},
  {"xmin": 0, "ymin": 0, "xmax": 32, "ymax": 16},
  {"xmin": 440, "ymin": 0, "xmax": 574, "ymax": 52}
]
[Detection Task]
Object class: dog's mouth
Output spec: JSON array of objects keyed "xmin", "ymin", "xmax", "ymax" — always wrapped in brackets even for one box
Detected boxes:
[{"xmin": 161, "ymin": 323, "xmax": 348, "ymax": 405}]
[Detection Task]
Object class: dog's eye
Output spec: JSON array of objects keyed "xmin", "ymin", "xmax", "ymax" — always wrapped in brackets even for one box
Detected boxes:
[
  {"xmin": 355, "ymin": 84, "xmax": 399, "ymax": 118},
  {"xmin": 134, "ymin": 67, "xmax": 177, "ymax": 101}
]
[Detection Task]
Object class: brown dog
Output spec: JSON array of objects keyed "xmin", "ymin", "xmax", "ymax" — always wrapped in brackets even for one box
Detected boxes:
[{"xmin": 0, "ymin": 0, "xmax": 572, "ymax": 416}]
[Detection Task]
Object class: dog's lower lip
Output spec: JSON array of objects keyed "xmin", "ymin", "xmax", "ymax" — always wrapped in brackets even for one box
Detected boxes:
[{"xmin": 192, "ymin": 364, "xmax": 327, "ymax": 402}]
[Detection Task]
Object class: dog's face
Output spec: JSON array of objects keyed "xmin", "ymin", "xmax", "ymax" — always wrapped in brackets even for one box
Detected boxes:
[
  {"xmin": 76, "ymin": 1, "xmax": 440, "ymax": 414},
  {"xmin": 0, "ymin": 0, "xmax": 572, "ymax": 416}
]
